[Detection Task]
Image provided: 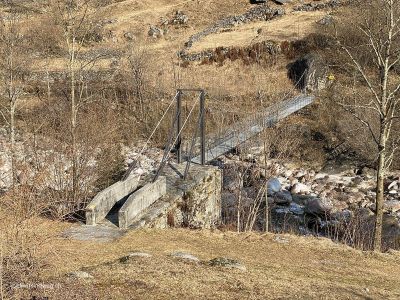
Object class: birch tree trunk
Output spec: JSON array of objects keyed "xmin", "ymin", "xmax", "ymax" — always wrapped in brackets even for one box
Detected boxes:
[
  {"xmin": 68, "ymin": 31, "xmax": 78, "ymax": 203},
  {"xmin": 337, "ymin": 0, "xmax": 400, "ymax": 251},
  {"xmin": 374, "ymin": 126, "xmax": 388, "ymax": 251}
]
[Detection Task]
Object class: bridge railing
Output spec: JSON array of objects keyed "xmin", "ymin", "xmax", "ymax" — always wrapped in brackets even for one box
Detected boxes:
[{"xmin": 192, "ymin": 94, "xmax": 314, "ymax": 161}]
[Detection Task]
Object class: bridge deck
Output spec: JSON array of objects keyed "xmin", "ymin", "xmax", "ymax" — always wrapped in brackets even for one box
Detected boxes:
[{"xmin": 191, "ymin": 94, "xmax": 315, "ymax": 164}]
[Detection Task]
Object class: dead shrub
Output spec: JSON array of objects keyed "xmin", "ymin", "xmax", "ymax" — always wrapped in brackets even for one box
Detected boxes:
[
  {"xmin": 216, "ymin": 53, "xmax": 225, "ymax": 66},
  {"xmin": 200, "ymin": 57, "xmax": 211, "ymax": 65},
  {"xmin": 281, "ymin": 40, "xmax": 295, "ymax": 59},
  {"xmin": 227, "ymin": 48, "xmax": 239, "ymax": 61},
  {"xmin": 0, "ymin": 191, "xmax": 53, "ymax": 299},
  {"xmin": 26, "ymin": 17, "xmax": 64, "ymax": 57},
  {"xmin": 180, "ymin": 60, "xmax": 190, "ymax": 68}
]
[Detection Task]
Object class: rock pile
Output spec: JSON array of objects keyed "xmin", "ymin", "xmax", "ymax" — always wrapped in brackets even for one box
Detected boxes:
[
  {"xmin": 221, "ymin": 157, "xmax": 400, "ymax": 240},
  {"xmin": 148, "ymin": 25, "xmax": 167, "ymax": 38},
  {"xmin": 149, "ymin": 11, "xmax": 188, "ymax": 39},
  {"xmin": 122, "ymin": 145, "xmax": 164, "ymax": 177},
  {"xmin": 180, "ymin": 40, "xmax": 280, "ymax": 64},
  {"xmin": 294, "ymin": 0, "xmax": 347, "ymax": 12},
  {"xmin": 171, "ymin": 11, "xmax": 189, "ymax": 25}
]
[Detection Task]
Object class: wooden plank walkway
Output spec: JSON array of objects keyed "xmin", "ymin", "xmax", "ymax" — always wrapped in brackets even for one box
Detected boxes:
[{"xmin": 192, "ymin": 94, "xmax": 315, "ymax": 164}]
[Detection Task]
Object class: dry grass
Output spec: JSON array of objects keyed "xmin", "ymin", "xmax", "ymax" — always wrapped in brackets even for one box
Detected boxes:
[
  {"xmin": 24, "ymin": 0, "xmax": 328, "ymax": 75},
  {"xmin": 6, "ymin": 221, "xmax": 399, "ymax": 299},
  {"xmin": 189, "ymin": 11, "xmax": 327, "ymax": 53}
]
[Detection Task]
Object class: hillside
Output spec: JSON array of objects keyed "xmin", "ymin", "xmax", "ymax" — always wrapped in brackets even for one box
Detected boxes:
[
  {"xmin": 12, "ymin": 222, "xmax": 400, "ymax": 299},
  {"xmin": 1, "ymin": 1, "xmax": 400, "ymax": 299}
]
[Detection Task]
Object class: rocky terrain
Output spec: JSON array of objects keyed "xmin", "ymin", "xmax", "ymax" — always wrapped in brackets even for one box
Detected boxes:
[{"xmin": 221, "ymin": 149, "xmax": 400, "ymax": 249}]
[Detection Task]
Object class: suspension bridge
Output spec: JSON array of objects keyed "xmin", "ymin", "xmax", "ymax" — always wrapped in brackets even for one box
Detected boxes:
[
  {"xmin": 150, "ymin": 89, "xmax": 315, "ymax": 181},
  {"xmin": 83, "ymin": 87, "xmax": 316, "ymax": 233},
  {"xmin": 191, "ymin": 93, "xmax": 315, "ymax": 165}
]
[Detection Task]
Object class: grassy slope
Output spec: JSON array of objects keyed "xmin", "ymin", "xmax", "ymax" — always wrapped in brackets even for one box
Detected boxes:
[
  {"xmin": 31, "ymin": 0, "xmax": 327, "ymax": 93},
  {"xmin": 28, "ymin": 222, "xmax": 400, "ymax": 300}
]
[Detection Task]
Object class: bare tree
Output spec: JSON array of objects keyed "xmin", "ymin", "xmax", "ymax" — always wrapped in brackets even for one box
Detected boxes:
[
  {"xmin": 337, "ymin": 0, "xmax": 400, "ymax": 251},
  {"xmin": 126, "ymin": 43, "xmax": 149, "ymax": 116},
  {"xmin": 51, "ymin": 0, "xmax": 101, "ymax": 203},
  {"xmin": 0, "ymin": 12, "xmax": 30, "ymax": 188}
]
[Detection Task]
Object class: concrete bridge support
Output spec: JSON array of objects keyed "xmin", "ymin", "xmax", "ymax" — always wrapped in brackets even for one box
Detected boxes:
[{"xmin": 85, "ymin": 175, "xmax": 140, "ymax": 225}]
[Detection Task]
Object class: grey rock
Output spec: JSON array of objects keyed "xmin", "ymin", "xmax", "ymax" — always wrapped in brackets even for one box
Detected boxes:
[
  {"xmin": 148, "ymin": 25, "xmax": 164, "ymax": 38},
  {"xmin": 67, "ymin": 271, "xmax": 93, "ymax": 279},
  {"xmin": 351, "ymin": 176, "xmax": 364, "ymax": 185},
  {"xmin": 224, "ymin": 180, "xmax": 240, "ymax": 192},
  {"xmin": 388, "ymin": 181, "xmax": 399, "ymax": 190},
  {"xmin": 123, "ymin": 31, "xmax": 136, "ymax": 41},
  {"xmin": 384, "ymin": 200, "xmax": 400, "ymax": 213},
  {"xmin": 267, "ymin": 177, "xmax": 282, "ymax": 195},
  {"xmin": 274, "ymin": 206, "xmax": 290, "ymax": 214},
  {"xmin": 288, "ymin": 53, "xmax": 328, "ymax": 92},
  {"xmin": 62, "ymin": 225, "xmax": 125, "ymax": 242},
  {"xmin": 209, "ymin": 257, "xmax": 246, "ymax": 271},
  {"xmin": 331, "ymin": 209, "xmax": 352, "ymax": 222},
  {"xmin": 289, "ymin": 202, "xmax": 304, "ymax": 215},
  {"xmin": 361, "ymin": 167, "xmax": 376, "ymax": 178},
  {"xmin": 294, "ymin": 0, "xmax": 344, "ymax": 12},
  {"xmin": 305, "ymin": 198, "xmax": 333, "ymax": 214},
  {"xmin": 274, "ymin": 190, "xmax": 293, "ymax": 204},
  {"xmin": 184, "ymin": 6, "xmax": 285, "ymax": 50},
  {"xmin": 273, "ymin": 0, "xmax": 291, "ymax": 4},
  {"xmin": 119, "ymin": 252, "xmax": 152, "ymax": 263},
  {"xmin": 383, "ymin": 215, "xmax": 400, "ymax": 246},
  {"xmin": 243, "ymin": 187, "xmax": 258, "ymax": 199},
  {"xmin": 171, "ymin": 11, "xmax": 189, "ymax": 25},
  {"xmin": 273, "ymin": 235, "xmax": 289, "ymax": 244},
  {"xmin": 292, "ymin": 194, "xmax": 317, "ymax": 206},
  {"xmin": 242, "ymin": 197, "xmax": 256, "ymax": 208},
  {"xmin": 221, "ymin": 192, "xmax": 236, "ymax": 208},
  {"xmin": 291, "ymin": 183, "xmax": 311, "ymax": 195},
  {"xmin": 317, "ymin": 15, "xmax": 334, "ymax": 25},
  {"xmin": 294, "ymin": 170, "xmax": 306, "ymax": 178},
  {"xmin": 171, "ymin": 251, "xmax": 200, "ymax": 262},
  {"xmin": 355, "ymin": 207, "xmax": 375, "ymax": 218}
]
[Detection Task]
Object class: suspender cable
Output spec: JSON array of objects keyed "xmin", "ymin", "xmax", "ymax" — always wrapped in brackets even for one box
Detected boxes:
[{"xmin": 122, "ymin": 92, "xmax": 179, "ymax": 180}]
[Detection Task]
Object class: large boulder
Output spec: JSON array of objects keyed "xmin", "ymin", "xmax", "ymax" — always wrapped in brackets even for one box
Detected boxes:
[
  {"xmin": 273, "ymin": 190, "xmax": 293, "ymax": 204},
  {"xmin": 291, "ymin": 183, "xmax": 311, "ymax": 195},
  {"xmin": 221, "ymin": 192, "xmax": 236, "ymax": 208},
  {"xmin": 305, "ymin": 198, "xmax": 333, "ymax": 215},
  {"xmin": 267, "ymin": 177, "xmax": 282, "ymax": 195},
  {"xmin": 289, "ymin": 202, "xmax": 304, "ymax": 215},
  {"xmin": 287, "ymin": 53, "xmax": 328, "ymax": 92}
]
